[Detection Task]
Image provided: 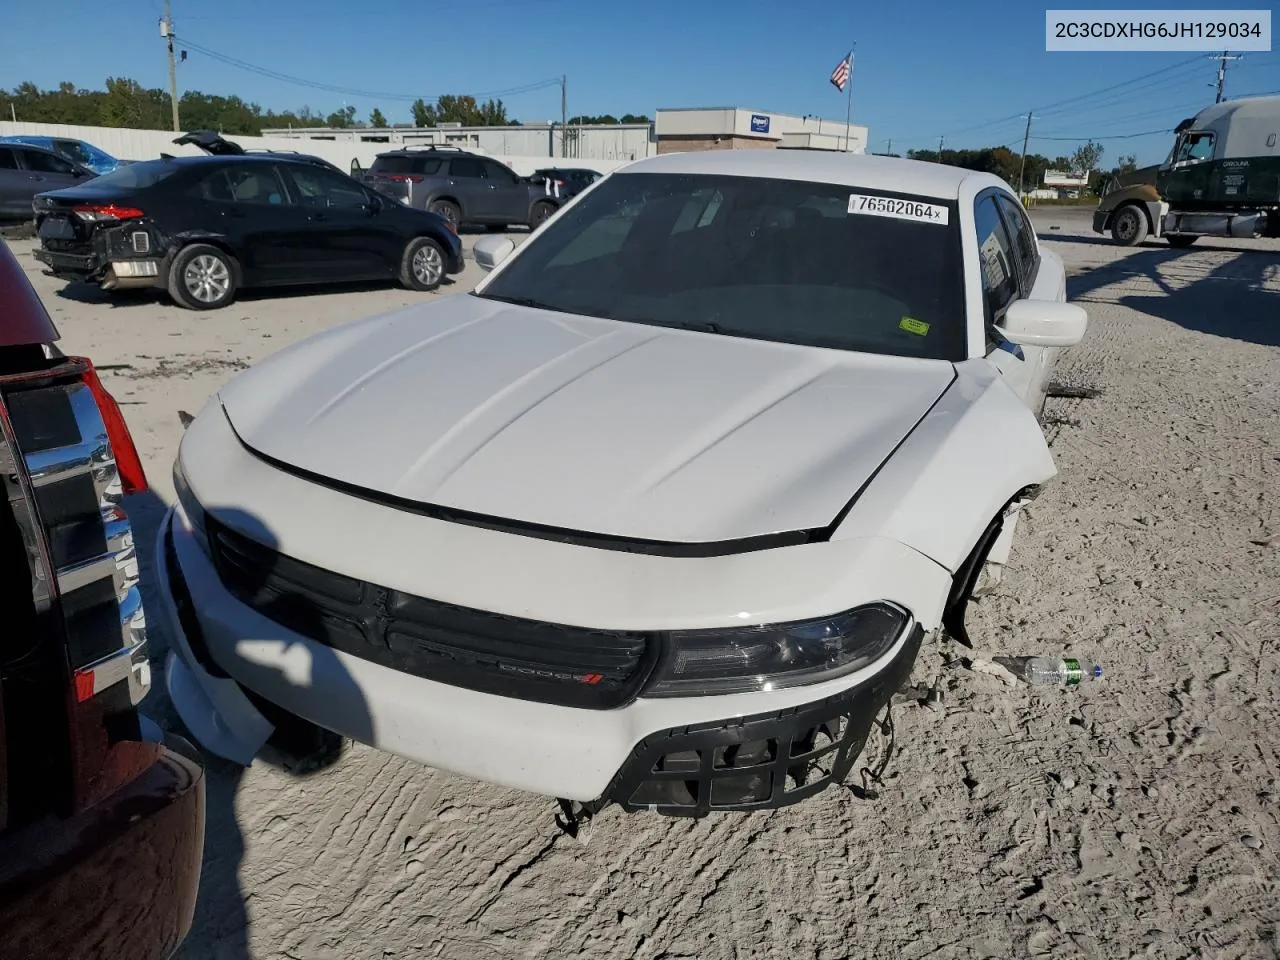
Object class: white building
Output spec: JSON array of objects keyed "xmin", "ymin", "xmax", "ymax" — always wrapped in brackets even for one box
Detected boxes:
[
  {"xmin": 258, "ymin": 121, "xmax": 656, "ymax": 163},
  {"xmin": 654, "ymin": 108, "xmax": 869, "ymax": 154}
]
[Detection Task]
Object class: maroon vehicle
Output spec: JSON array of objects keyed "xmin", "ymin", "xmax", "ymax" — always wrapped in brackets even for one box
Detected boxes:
[{"xmin": 0, "ymin": 240, "xmax": 204, "ymax": 959}]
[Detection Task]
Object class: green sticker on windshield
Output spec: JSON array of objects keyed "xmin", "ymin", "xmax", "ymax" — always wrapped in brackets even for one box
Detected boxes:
[{"xmin": 899, "ymin": 316, "xmax": 930, "ymax": 336}]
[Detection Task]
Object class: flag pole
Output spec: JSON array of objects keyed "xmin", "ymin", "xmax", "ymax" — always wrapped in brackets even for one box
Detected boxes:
[{"xmin": 844, "ymin": 43, "xmax": 856, "ymax": 152}]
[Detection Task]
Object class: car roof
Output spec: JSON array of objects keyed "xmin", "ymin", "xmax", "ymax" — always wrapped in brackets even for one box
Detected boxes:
[
  {"xmin": 377, "ymin": 147, "xmax": 477, "ymax": 157},
  {"xmin": 156, "ymin": 154, "xmax": 319, "ymax": 168},
  {"xmin": 0, "ymin": 240, "xmax": 60, "ymax": 347},
  {"xmin": 619, "ymin": 150, "xmax": 994, "ymax": 201}
]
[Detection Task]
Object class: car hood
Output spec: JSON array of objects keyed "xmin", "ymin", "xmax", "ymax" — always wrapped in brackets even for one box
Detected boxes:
[{"xmin": 218, "ymin": 297, "xmax": 956, "ymax": 545}]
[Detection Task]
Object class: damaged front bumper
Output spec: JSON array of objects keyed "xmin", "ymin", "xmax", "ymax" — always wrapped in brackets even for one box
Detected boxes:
[
  {"xmin": 605, "ymin": 623, "xmax": 924, "ymax": 815},
  {"xmin": 157, "ymin": 498, "xmax": 936, "ymax": 815}
]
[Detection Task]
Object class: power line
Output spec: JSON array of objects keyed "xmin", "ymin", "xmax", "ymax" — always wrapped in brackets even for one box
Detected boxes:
[
  {"xmin": 176, "ymin": 36, "xmax": 561, "ymax": 104},
  {"xmin": 1028, "ymin": 54, "xmax": 1205, "ymax": 118},
  {"xmin": 1031, "ymin": 127, "xmax": 1172, "ymax": 141},
  {"xmin": 1033, "ymin": 98, "xmax": 1206, "ymax": 136},
  {"xmin": 1033, "ymin": 61, "xmax": 1208, "ymax": 121},
  {"xmin": 899, "ymin": 53, "xmax": 1210, "ymax": 149},
  {"xmin": 178, "ymin": 0, "xmax": 566, "ymax": 19}
]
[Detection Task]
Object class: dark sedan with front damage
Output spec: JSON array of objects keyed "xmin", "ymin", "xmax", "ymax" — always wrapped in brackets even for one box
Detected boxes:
[{"xmin": 31, "ymin": 154, "xmax": 464, "ymax": 310}]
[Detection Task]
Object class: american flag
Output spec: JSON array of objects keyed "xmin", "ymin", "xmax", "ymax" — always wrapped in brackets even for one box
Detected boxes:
[{"xmin": 830, "ymin": 52, "xmax": 853, "ymax": 92}]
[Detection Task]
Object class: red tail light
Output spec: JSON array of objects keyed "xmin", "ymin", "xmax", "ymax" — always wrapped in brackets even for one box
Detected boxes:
[
  {"xmin": 1, "ymin": 355, "xmax": 154, "ymax": 815},
  {"xmin": 72, "ymin": 204, "xmax": 145, "ymax": 222},
  {"xmin": 384, "ymin": 174, "xmax": 425, "ymax": 183},
  {"xmin": 77, "ymin": 360, "xmax": 148, "ymax": 494}
]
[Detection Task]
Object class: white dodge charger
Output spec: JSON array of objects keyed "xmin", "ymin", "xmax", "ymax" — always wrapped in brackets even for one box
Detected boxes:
[{"xmin": 157, "ymin": 150, "xmax": 1086, "ymax": 816}]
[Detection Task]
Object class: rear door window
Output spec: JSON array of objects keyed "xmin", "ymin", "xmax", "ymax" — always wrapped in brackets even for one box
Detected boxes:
[
  {"xmin": 224, "ymin": 166, "xmax": 287, "ymax": 205},
  {"xmin": 374, "ymin": 155, "xmax": 441, "ymax": 176},
  {"xmin": 189, "ymin": 170, "xmax": 235, "ymax": 203}
]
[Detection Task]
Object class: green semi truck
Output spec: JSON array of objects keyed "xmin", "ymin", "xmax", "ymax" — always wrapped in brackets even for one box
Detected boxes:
[{"xmin": 1093, "ymin": 95, "xmax": 1280, "ymax": 247}]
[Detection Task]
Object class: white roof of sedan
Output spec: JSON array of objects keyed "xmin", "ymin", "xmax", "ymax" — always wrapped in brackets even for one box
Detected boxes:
[{"xmin": 619, "ymin": 150, "xmax": 989, "ymax": 200}]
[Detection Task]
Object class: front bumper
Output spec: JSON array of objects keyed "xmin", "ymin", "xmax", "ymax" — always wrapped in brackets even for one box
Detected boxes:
[
  {"xmin": 158, "ymin": 505, "xmax": 932, "ymax": 809},
  {"xmin": 0, "ymin": 733, "xmax": 205, "ymax": 958},
  {"xmin": 607, "ymin": 623, "xmax": 923, "ymax": 815}
]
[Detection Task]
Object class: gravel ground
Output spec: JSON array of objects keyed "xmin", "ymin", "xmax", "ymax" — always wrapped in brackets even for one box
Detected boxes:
[{"xmin": 9, "ymin": 208, "xmax": 1279, "ymax": 960}]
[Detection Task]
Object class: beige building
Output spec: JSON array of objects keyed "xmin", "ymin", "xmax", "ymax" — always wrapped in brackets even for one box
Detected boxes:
[{"xmin": 654, "ymin": 107, "xmax": 869, "ymax": 154}]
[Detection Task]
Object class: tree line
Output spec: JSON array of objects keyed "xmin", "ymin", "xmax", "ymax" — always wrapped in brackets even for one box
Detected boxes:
[
  {"xmin": 2, "ymin": 79, "xmax": 648, "ymax": 135},
  {"xmin": 894, "ymin": 142, "xmax": 1139, "ymax": 196}
]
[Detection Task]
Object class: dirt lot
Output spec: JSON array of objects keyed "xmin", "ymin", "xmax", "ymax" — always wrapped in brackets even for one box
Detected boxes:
[{"xmin": 10, "ymin": 210, "xmax": 1280, "ymax": 959}]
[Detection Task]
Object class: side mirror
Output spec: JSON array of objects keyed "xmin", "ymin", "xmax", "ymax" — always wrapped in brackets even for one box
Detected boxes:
[
  {"xmin": 995, "ymin": 299, "xmax": 1088, "ymax": 348},
  {"xmin": 473, "ymin": 235, "xmax": 516, "ymax": 272}
]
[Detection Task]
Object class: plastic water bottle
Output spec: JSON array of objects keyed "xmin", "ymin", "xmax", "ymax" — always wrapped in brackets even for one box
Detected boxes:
[{"xmin": 1021, "ymin": 657, "xmax": 1103, "ymax": 686}]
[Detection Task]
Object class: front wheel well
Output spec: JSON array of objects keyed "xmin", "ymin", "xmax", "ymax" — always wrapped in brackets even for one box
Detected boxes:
[
  {"xmin": 941, "ymin": 485, "xmax": 1039, "ymax": 647},
  {"xmin": 1114, "ymin": 201, "xmax": 1154, "ymax": 231}
]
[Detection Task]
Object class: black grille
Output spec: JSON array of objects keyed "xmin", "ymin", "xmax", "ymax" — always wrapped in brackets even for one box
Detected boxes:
[{"xmin": 208, "ymin": 521, "xmax": 658, "ymax": 709}]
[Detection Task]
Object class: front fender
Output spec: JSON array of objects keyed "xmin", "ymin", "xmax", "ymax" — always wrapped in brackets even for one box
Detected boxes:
[
  {"xmin": 833, "ymin": 360, "xmax": 1057, "ymax": 574},
  {"xmin": 1095, "ymin": 185, "xmax": 1165, "ymax": 235},
  {"xmin": 1098, "ymin": 183, "xmax": 1162, "ymax": 211}
]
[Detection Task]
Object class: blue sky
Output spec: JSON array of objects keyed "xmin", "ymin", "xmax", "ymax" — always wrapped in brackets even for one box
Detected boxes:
[{"xmin": 3, "ymin": 0, "xmax": 1278, "ymax": 164}]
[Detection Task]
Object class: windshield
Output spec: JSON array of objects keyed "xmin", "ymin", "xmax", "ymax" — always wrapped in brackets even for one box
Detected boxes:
[
  {"xmin": 478, "ymin": 172, "xmax": 965, "ymax": 361},
  {"xmin": 83, "ymin": 159, "xmax": 180, "ymax": 189}
]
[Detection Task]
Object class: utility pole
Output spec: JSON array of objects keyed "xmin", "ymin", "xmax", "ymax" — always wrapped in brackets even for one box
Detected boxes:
[
  {"xmin": 1210, "ymin": 51, "xmax": 1240, "ymax": 103},
  {"xmin": 161, "ymin": 0, "xmax": 180, "ymax": 132},
  {"xmin": 886, "ymin": 138, "xmax": 892, "ymax": 155},
  {"xmin": 937, "ymin": 135, "xmax": 944, "ymax": 158},
  {"xmin": 1017, "ymin": 110, "xmax": 1033, "ymax": 199},
  {"xmin": 560, "ymin": 75, "xmax": 567, "ymax": 158}
]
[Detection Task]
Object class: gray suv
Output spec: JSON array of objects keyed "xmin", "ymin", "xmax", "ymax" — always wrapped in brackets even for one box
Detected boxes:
[
  {"xmin": 362, "ymin": 147, "xmax": 561, "ymax": 230},
  {"xmin": 1, "ymin": 144, "xmax": 96, "ymax": 222}
]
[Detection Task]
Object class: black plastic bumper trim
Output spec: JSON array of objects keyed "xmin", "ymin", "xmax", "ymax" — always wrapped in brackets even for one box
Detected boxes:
[
  {"xmin": 602, "ymin": 623, "xmax": 926, "ymax": 817},
  {"xmin": 161, "ymin": 517, "xmax": 230, "ymax": 679}
]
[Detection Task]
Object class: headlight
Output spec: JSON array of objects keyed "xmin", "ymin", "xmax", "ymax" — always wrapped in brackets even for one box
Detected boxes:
[
  {"xmin": 172, "ymin": 452, "xmax": 211, "ymax": 558},
  {"xmin": 645, "ymin": 603, "xmax": 910, "ymax": 698}
]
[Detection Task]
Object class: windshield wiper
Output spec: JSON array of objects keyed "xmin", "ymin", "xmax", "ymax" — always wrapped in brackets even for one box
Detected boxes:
[
  {"xmin": 612, "ymin": 316, "xmax": 725, "ymax": 335},
  {"xmin": 474, "ymin": 293, "xmax": 561, "ymax": 311}
]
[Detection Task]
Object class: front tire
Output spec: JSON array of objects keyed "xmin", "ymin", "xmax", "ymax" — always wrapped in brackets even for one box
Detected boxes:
[
  {"xmin": 1110, "ymin": 205, "xmax": 1148, "ymax": 246},
  {"xmin": 1166, "ymin": 234, "xmax": 1198, "ymax": 248},
  {"xmin": 528, "ymin": 200, "xmax": 556, "ymax": 229},
  {"xmin": 400, "ymin": 236, "xmax": 446, "ymax": 292},
  {"xmin": 169, "ymin": 244, "xmax": 237, "ymax": 310},
  {"xmin": 240, "ymin": 685, "xmax": 346, "ymax": 775}
]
